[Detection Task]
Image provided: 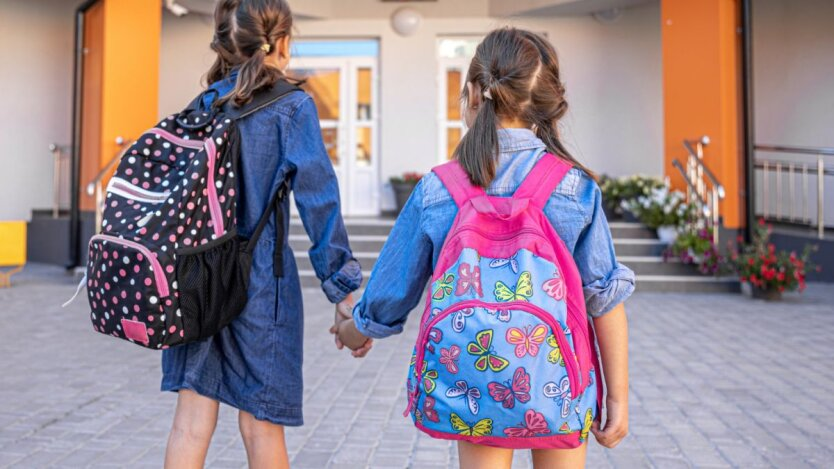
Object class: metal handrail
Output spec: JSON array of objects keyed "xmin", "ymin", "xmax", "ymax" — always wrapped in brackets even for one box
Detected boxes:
[
  {"xmin": 87, "ymin": 137, "xmax": 131, "ymax": 232},
  {"xmin": 753, "ymin": 143, "xmax": 829, "ymax": 239},
  {"xmin": 49, "ymin": 143, "xmax": 70, "ymax": 218},
  {"xmin": 673, "ymin": 136, "xmax": 725, "ymax": 245},
  {"xmin": 755, "ymin": 144, "xmax": 834, "ymax": 156}
]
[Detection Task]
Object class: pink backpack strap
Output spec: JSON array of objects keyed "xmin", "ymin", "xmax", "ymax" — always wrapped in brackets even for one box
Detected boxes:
[
  {"xmin": 513, "ymin": 153, "xmax": 573, "ymax": 208},
  {"xmin": 432, "ymin": 161, "xmax": 486, "ymax": 208}
]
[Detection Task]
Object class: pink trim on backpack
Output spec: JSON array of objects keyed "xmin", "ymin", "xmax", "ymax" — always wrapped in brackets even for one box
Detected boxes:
[
  {"xmin": 121, "ymin": 319, "xmax": 149, "ymax": 345},
  {"xmin": 147, "ymin": 128, "xmax": 205, "ymax": 150},
  {"xmin": 415, "ymin": 420, "xmax": 583, "ymax": 449},
  {"xmin": 204, "ymin": 139, "xmax": 226, "ymax": 238}
]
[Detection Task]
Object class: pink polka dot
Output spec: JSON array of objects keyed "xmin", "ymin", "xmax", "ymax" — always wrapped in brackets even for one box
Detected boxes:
[
  {"xmin": 145, "ymin": 138, "xmax": 153, "ymax": 145},
  {"xmin": 103, "ymin": 251, "xmax": 109, "ymax": 259},
  {"xmin": 183, "ymin": 238, "xmax": 192, "ymax": 246},
  {"xmin": 144, "ymin": 278, "xmax": 152, "ymax": 286},
  {"xmin": 147, "ymin": 315, "xmax": 154, "ymax": 322},
  {"xmin": 120, "ymin": 291, "xmax": 127, "ymax": 299},
  {"xmin": 142, "ymin": 182, "xmax": 150, "ymax": 189},
  {"xmin": 137, "ymin": 254, "xmax": 144, "ymax": 261},
  {"xmin": 187, "ymin": 202, "xmax": 195, "ymax": 210},
  {"xmin": 131, "ymin": 178, "xmax": 140, "ymax": 185},
  {"xmin": 119, "ymin": 269, "xmax": 126, "ymax": 277},
  {"xmin": 154, "ymin": 150, "xmax": 162, "ymax": 157},
  {"xmin": 169, "ymin": 326, "xmax": 177, "ymax": 333},
  {"xmin": 134, "ymin": 265, "xmax": 140, "ymax": 273},
  {"xmin": 135, "ymin": 292, "xmax": 142, "ymax": 300},
  {"xmin": 125, "ymin": 169, "xmax": 133, "ymax": 176},
  {"xmin": 148, "ymin": 328, "xmax": 155, "ymax": 336},
  {"xmin": 134, "ymin": 305, "xmax": 140, "ymax": 312},
  {"xmin": 228, "ymin": 189, "xmax": 235, "ymax": 196},
  {"xmin": 152, "ymin": 233, "xmax": 160, "ymax": 241},
  {"xmin": 166, "ymin": 265, "xmax": 174, "ymax": 274},
  {"xmin": 169, "ymin": 234, "xmax": 177, "ymax": 242}
]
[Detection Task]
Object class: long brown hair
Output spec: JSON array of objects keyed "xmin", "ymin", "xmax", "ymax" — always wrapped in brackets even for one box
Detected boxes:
[
  {"xmin": 219, "ymin": 0, "xmax": 297, "ymax": 108},
  {"xmin": 454, "ymin": 27, "xmax": 594, "ymax": 188},
  {"xmin": 205, "ymin": 0, "xmax": 241, "ymax": 86}
]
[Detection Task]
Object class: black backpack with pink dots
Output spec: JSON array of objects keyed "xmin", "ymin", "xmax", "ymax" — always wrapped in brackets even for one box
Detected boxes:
[{"xmin": 85, "ymin": 80, "xmax": 300, "ymax": 349}]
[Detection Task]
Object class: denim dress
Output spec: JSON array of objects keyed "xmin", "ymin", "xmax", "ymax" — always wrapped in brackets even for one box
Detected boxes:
[
  {"xmin": 353, "ymin": 128, "xmax": 635, "ymax": 337},
  {"xmin": 162, "ymin": 76, "xmax": 362, "ymax": 426}
]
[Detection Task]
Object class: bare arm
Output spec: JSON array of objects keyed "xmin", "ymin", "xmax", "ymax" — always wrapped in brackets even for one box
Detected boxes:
[{"xmin": 591, "ymin": 302, "xmax": 629, "ymax": 448}]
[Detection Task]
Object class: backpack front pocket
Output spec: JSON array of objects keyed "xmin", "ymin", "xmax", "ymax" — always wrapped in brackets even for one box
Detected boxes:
[
  {"xmin": 87, "ymin": 234, "xmax": 173, "ymax": 348},
  {"xmin": 407, "ymin": 301, "xmax": 594, "ymax": 447}
]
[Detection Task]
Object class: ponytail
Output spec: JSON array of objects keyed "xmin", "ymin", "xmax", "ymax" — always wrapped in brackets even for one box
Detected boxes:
[
  {"xmin": 454, "ymin": 89, "xmax": 500, "ymax": 188},
  {"xmin": 205, "ymin": 0, "xmax": 241, "ymax": 87}
]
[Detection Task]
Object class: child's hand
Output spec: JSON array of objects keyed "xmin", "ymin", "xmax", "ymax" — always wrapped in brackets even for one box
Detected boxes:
[
  {"xmin": 591, "ymin": 396, "xmax": 628, "ymax": 448},
  {"xmin": 336, "ymin": 318, "xmax": 373, "ymax": 358}
]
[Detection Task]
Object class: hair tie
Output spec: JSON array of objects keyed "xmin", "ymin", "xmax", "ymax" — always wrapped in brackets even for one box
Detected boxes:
[
  {"xmin": 260, "ymin": 43, "xmax": 272, "ymax": 54},
  {"xmin": 483, "ymin": 89, "xmax": 493, "ymax": 100}
]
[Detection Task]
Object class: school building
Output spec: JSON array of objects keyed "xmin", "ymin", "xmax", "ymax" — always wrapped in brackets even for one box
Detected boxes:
[{"xmin": 1, "ymin": 0, "xmax": 831, "ymax": 282}]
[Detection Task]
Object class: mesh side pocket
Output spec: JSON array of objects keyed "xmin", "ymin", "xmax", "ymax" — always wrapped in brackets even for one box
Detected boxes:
[{"xmin": 174, "ymin": 233, "xmax": 252, "ymax": 343}]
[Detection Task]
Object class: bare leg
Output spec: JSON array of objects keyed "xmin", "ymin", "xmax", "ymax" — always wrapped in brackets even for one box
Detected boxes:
[
  {"xmin": 531, "ymin": 443, "xmax": 587, "ymax": 469},
  {"xmin": 458, "ymin": 441, "xmax": 513, "ymax": 469},
  {"xmin": 238, "ymin": 410, "xmax": 290, "ymax": 469},
  {"xmin": 164, "ymin": 389, "xmax": 220, "ymax": 469}
]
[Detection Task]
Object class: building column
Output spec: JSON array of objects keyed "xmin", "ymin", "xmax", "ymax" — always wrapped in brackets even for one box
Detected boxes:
[{"xmin": 661, "ymin": 0, "xmax": 745, "ymax": 229}]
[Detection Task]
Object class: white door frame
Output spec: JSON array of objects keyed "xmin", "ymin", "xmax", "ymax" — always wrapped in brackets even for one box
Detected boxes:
[
  {"xmin": 437, "ymin": 57, "xmax": 468, "ymax": 164},
  {"xmin": 292, "ymin": 56, "xmax": 380, "ymax": 216}
]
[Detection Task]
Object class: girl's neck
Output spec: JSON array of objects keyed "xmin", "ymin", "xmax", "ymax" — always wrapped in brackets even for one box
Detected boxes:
[{"xmin": 498, "ymin": 117, "xmax": 530, "ymax": 129}]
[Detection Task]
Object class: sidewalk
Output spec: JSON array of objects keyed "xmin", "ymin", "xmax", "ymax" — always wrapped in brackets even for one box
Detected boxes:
[{"xmin": 1, "ymin": 264, "xmax": 832, "ymax": 468}]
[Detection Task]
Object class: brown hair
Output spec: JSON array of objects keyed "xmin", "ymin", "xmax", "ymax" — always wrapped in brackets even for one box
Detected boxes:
[
  {"xmin": 454, "ymin": 27, "xmax": 595, "ymax": 188},
  {"xmin": 205, "ymin": 0, "xmax": 241, "ymax": 86},
  {"xmin": 220, "ymin": 0, "xmax": 298, "ymax": 108}
]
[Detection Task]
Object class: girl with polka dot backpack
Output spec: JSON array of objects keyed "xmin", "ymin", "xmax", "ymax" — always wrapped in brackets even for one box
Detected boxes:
[{"xmin": 83, "ymin": 79, "xmax": 300, "ymax": 349}]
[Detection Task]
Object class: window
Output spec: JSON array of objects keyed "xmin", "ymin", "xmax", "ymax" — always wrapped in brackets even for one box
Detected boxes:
[{"xmin": 437, "ymin": 37, "xmax": 480, "ymax": 163}]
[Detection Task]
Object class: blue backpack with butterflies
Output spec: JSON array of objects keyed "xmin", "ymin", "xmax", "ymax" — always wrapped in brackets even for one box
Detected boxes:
[{"xmin": 405, "ymin": 155, "xmax": 602, "ymax": 449}]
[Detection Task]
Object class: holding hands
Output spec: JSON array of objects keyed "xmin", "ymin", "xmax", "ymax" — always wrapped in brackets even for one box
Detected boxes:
[{"xmin": 330, "ymin": 294, "xmax": 373, "ymax": 357}]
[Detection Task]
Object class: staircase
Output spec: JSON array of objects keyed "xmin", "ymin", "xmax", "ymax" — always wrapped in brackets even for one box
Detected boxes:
[{"xmin": 290, "ymin": 218, "xmax": 740, "ymax": 293}]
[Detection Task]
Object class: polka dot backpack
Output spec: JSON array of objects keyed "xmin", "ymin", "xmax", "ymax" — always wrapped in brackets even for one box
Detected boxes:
[
  {"xmin": 405, "ymin": 155, "xmax": 603, "ymax": 449},
  {"xmin": 82, "ymin": 81, "xmax": 299, "ymax": 349}
]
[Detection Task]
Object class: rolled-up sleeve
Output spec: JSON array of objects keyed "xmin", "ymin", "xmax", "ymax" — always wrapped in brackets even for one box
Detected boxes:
[
  {"xmin": 353, "ymin": 180, "xmax": 433, "ymax": 338},
  {"xmin": 574, "ymin": 181, "xmax": 636, "ymax": 318},
  {"xmin": 286, "ymin": 97, "xmax": 362, "ymax": 303}
]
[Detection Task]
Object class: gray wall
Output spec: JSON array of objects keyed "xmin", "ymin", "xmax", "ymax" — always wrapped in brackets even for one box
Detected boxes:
[{"xmin": 0, "ymin": 0, "xmax": 75, "ymax": 220}]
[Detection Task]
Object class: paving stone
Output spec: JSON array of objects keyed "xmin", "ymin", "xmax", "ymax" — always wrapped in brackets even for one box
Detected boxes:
[{"xmin": 2, "ymin": 265, "xmax": 833, "ymax": 468}]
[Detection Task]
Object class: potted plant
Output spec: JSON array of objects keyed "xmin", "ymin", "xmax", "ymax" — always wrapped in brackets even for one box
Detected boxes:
[
  {"xmin": 390, "ymin": 172, "xmax": 423, "ymax": 214},
  {"xmin": 621, "ymin": 185, "xmax": 692, "ymax": 243},
  {"xmin": 600, "ymin": 174, "xmax": 664, "ymax": 221},
  {"xmin": 729, "ymin": 219, "xmax": 818, "ymax": 301},
  {"xmin": 666, "ymin": 227, "xmax": 726, "ymax": 275}
]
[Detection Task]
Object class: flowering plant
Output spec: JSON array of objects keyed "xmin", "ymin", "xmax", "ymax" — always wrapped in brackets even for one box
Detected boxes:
[
  {"xmin": 621, "ymin": 185, "xmax": 694, "ymax": 229},
  {"xmin": 666, "ymin": 227, "xmax": 725, "ymax": 275},
  {"xmin": 729, "ymin": 219, "xmax": 817, "ymax": 294},
  {"xmin": 600, "ymin": 174, "xmax": 665, "ymax": 217},
  {"xmin": 390, "ymin": 172, "xmax": 424, "ymax": 184}
]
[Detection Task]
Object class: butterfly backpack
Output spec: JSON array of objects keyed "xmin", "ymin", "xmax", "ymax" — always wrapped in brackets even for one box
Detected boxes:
[{"xmin": 405, "ymin": 154, "xmax": 603, "ymax": 449}]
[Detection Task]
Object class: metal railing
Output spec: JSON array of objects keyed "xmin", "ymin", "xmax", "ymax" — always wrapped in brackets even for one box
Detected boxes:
[
  {"xmin": 672, "ymin": 136, "xmax": 726, "ymax": 245},
  {"xmin": 754, "ymin": 144, "xmax": 833, "ymax": 239},
  {"xmin": 86, "ymin": 137, "xmax": 131, "ymax": 232},
  {"xmin": 48, "ymin": 143, "xmax": 71, "ymax": 218}
]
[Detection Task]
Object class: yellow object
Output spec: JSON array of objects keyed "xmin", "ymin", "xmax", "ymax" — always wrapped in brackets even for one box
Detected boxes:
[{"xmin": 0, "ymin": 221, "xmax": 26, "ymax": 287}]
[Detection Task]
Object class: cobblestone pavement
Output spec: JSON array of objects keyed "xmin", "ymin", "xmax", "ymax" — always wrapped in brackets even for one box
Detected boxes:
[{"xmin": 1, "ymin": 264, "xmax": 833, "ymax": 468}]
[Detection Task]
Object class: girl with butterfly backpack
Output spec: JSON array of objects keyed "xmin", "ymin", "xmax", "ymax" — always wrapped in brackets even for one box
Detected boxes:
[
  {"xmin": 336, "ymin": 28, "xmax": 634, "ymax": 468},
  {"xmin": 161, "ymin": 1, "xmax": 364, "ymax": 467}
]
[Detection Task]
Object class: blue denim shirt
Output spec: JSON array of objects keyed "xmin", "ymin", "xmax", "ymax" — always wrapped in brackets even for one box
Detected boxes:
[
  {"xmin": 353, "ymin": 128, "xmax": 635, "ymax": 339},
  {"xmin": 203, "ymin": 74, "xmax": 362, "ymax": 304}
]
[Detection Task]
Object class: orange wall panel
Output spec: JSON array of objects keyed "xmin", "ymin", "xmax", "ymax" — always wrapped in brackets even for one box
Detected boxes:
[
  {"xmin": 661, "ymin": 0, "xmax": 745, "ymax": 228},
  {"xmin": 99, "ymin": 0, "xmax": 161, "ymax": 173}
]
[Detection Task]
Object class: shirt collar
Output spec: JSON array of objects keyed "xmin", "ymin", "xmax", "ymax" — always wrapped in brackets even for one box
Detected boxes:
[{"xmin": 497, "ymin": 128, "xmax": 546, "ymax": 153}]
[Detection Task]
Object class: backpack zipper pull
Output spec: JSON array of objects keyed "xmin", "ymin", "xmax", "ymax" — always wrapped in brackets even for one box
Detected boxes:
[{"xmin": 62, "ymin": 273, "xmax": 87, "ymax": 308}]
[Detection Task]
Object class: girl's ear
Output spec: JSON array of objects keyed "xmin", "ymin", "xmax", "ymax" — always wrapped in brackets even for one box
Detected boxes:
[
  {"xmin": 466, "ymin": 82, "xmax": 482, "ymax": 109},
  {"xmin": 277, "ymin": 35, "xmax": 292, "ymax": 71}
]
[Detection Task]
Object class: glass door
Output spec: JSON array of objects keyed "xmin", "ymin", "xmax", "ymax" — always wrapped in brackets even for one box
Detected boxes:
[{"xmin": 291, "ymin": 42, "xmax": 380, "ymax": 216}]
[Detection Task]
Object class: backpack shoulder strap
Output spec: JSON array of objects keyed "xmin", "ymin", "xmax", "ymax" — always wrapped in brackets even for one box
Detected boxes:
[
  {"xmin": 514, "ymin": 153, "xmax": 573, "ymax": 208},
  {"xmin": 223, "ymin": 79, "xmax": 302, "ymax": 120},
  {"xmin": 432, "ymin": 160, "xmax": 486, "ymax": 208}
]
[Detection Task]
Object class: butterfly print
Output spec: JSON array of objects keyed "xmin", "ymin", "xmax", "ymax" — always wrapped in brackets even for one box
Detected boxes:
[
  {"xmin": 456, "ymin": 263, "xmax": 483, "ymax": 297},
  {"xmin": 494, "ymin": 271, "xmax": 533, "ymax": 302},
  {"xmin": 451, "ymin": 308, "xmax": 474, "ymax": 333},
  {"xmin": 420, "ymin": 362, "xmax": 438, "ymax": 394},
  {"xmin": 543, "ymin": 376, "xmax": 572, "ymax": 418},
  {"xmin": 486, "ymin": 307, "xmax": 511, "ymax": 322},
  {"xmin": 542, "ymin": 272, "xmax": 566, "ymax": 301},
  {"xmin": 439, "ymin": 345, "xmax": 461, "ymax": 374},
  {"xmin": 487, "ymin": 367, "xmax": 531, "ymax": 409},
  {"xmin": 422, "ymin": 396, "xmax": 439, "ymax": 423},
  {"xmin": 503, "ymin": 409, "xmax": 551, "ymax": 438},
  {"xmin": 506, "ymin": 324, "xmax": 548, "ymax": 358},
  {"xmin": 466, "ymin": 329, "xmax": 510, "ymax": 372},
  {"xmin": 489, "ymin": 254, "xmax": 519, "ymax": 274},
  {"xmin": 426, "ymin": 327, "xmax": 443, "ymax": 354},
  {"xmin": 450, "ymin": 413, "xmax": 493, "ymax": 436},
  {"xmin": 546, "ymin": 334, "xmax": 565, "ymax": 366},
  {"xmin": 432, "ymin": 273, "xmax": 455, "ymax": 300},
  {"xmin": 579, "ymin": 408, "xmax": 593, "ymax": 442},
  {"xmin": 445, "ymin": 380, "xmax": 482, "ymax": 415}
]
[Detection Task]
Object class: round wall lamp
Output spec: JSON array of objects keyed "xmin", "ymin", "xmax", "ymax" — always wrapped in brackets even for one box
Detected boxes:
[{"xmin": 391, "ymin": 7, "xmax": 422, "ymax": 36}]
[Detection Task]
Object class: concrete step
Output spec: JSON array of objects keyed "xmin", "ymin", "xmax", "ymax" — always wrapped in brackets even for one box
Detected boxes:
[
  {"xmin": 609, "ymin": 222, "xmax": 656, "ymax": 239},
  {"xmin": 635, "ymin": 275, "xmax": 740, "ymax": 293},
  {"xmin": 618, "ymin": 256, "xmax": 702, "ymax": 276},
  {"xmin": 289, "ymin": 217, "xmax": 394, "ymax": 237},
  {"xmin": 613, "ymin": 238, "xmax": 667, "ymax": 257}
]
